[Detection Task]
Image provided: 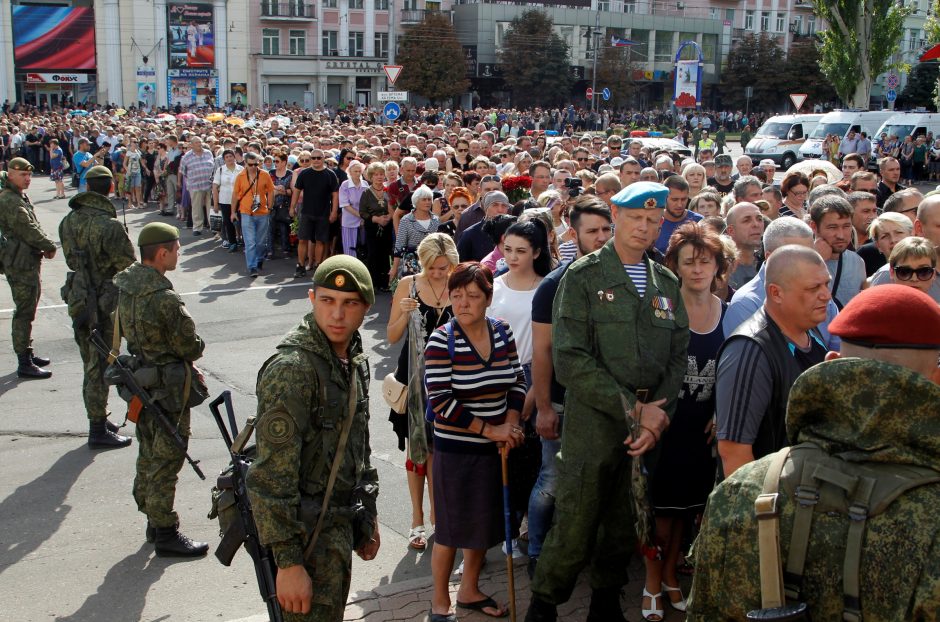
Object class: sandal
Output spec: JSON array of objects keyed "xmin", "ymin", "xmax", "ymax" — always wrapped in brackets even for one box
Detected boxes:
[
  {"xmin": 408, "ymin": 526, "xmax": 427, "ymax": 550},
  {"xmin": 428, "ymin": 610, "xmax": 457, "ymax": 622},
  {"xmin": 642, "ymin": 588, "xmax": 663, "ymax": 622},
  {"xmin": 661, "ymin": 582, "xmax": 687, "ymax": 612},
  {"xmin": 456, "ymin": 596, "xmax": 507, "ymax": 618}
]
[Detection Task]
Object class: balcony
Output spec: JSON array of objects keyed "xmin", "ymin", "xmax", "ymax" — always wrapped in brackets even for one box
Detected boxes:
[
  {"xmin": 260, "ymin": 2, "xmax": 317, "ymax": 20},
  {"xmin": 400, "ymin": 8, "xmax": 440, "ymax": 24},
  {"xmin": 793, "ymin": 0, "xmax": 814, "ymax": 9}
]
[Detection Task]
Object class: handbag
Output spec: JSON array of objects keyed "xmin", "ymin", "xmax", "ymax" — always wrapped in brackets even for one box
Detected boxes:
[{"xmin": 382, "ymin": 372, "xmax": 407, "ymax": 414}]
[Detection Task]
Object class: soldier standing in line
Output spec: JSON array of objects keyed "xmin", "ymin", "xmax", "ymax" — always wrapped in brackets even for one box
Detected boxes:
[
  {"xmin": 59, "ymin": 165, "xmax": 136, "ymax": 449},
  {"xmin": 0, "ymin": 157, "xmax": 57, "ymax": 379},
  {"xmin": 524, "ymin": 182, "xmax": 690, "ymax": 622},
  {"xmin": 113, "ymin": 222, "xmax": 208, "ymax": 557},
  {"xmin": 247, "ymin": 255, "xmax": 380, "ymax": 621}
]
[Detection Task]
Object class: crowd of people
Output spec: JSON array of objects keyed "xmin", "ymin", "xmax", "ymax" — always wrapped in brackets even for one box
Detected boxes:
[{"xmin": 1, "ymin": 102, "xmax": 939, "ymax": 622}]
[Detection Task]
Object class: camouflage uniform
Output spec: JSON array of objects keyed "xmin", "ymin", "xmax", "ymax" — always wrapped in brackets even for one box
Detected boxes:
[
  {"xmin": 247, "ymin": 313, "xmax": 378, "ymax": 622},
  {"xmin": 59, "ymin": 191, "xmax": 135, "ymax": 422},
  {"xmin": 113, "ymin": 262, "xmax": 205, "ymax": 528},
  {"xmin": 688, "ymin": 358, "xmax": 940, "ymax": 620},
  {"xmin": 0, "ymin": 185, "xmax": 56, "ymax": 354}
]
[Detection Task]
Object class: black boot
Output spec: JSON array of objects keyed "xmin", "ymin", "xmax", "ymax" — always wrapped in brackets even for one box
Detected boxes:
[
  {"xmin": 146, "ymin": 521, "xmax": 155, "ymax": 543},
  {"xmin": 106, "ymin": 419, "xmax": 122, "ymax": 434},
  {"xmin": 17, "ymin": 351, "xmax": 51, "ymax": 379},
  {"xmin": 88, "ymin": 420, "xmax": 132, "ymax": 449},
  {"xmin": 524, "ymin": 596, "xmax": 557, "ymax": 622},
  {"xmin": 585, "ymin": 587, "xmax": 627, "ymax": 622},
  {"xmin": 154, "ymin": 527, "xmax": 209, "ymax": 557},
  {"xmin": 28, "ymin": 348, "xmax": 50, "ymax": 367}
]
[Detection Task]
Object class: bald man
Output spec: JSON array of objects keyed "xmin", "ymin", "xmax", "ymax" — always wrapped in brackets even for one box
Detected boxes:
[
  {"xmin": 725, "ymin": 202, "xmax": 765, "ymax": 289},
  {"xmin": 715, "ymin": 245, "xmax": 831, "ymax": 478}
]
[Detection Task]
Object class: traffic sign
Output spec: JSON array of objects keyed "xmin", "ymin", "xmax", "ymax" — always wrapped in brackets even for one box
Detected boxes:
[
  {"xmin": 602, "ymin": 87, "xmax": 611, "ymax": 101},
  {"xmin": 886, "ymin": 73, "xmax": 900, "ymax": 89},
  {"xmin": 789, "ymin": 93, "xmax": 808, "ymax": 111},
  {"xmin": 886, "ymin": 89, "xmax": 898, "ymax": 103},
  {"xmin": 383, "ymin": 102, "xmax": 401, "ymax": 121},
  {"xmin": 378, "ymin": 91, "xmax": 408, "ymax": 101},
  {"xmin": 384, "ymin": 65, "xmax": 403, "ymax": 85},
  {"xmin": 586, "ymin": 87, "xmax": 593, "ymax": 100}
]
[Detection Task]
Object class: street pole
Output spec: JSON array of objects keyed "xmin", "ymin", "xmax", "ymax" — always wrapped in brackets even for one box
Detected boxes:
[{"xmin": 590, "ymin": 11, "xmax": 599, "ymax": 129}]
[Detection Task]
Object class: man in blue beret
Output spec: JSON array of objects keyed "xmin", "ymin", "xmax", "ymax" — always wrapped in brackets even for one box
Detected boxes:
[{"xmin": 525, "ymin": 181, "xmax": 690, "ymax": 622}]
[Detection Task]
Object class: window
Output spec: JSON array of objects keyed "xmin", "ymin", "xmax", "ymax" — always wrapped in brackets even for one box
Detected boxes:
[
  {"xmin": 709, "ymin": 7, "xmax": 719, "ymax": 20},
  {"xmin": 725, "ymin": 8, "xmax": 734, "ymax": 21},
  {"xmin": 745, "ymin": 10, "xmax": 755, "ymax": 30},
  {"xmin": 402, "ymin": 0, "xmax": 417, "ymax": 9},
  {"xmin": 630, "ymin": 29, "xmax": 649, "ymax": 60},
  {"xmin": 597, "ymin": 0, "xmax": 610, "ymax": 10},
  {"xmin": 375, "ymin": 0, "xmax": 388, "ymax": 8},
  {"xmin": 760, "ymin": 11, "xmax": 770, "ymax": 31},
  {"xmin": 702, "ymin": 33, "xmax": 718, "ymax": 64},
  {"xmin": 349, "ymin": 0, "xmax": 363, "ymax": 8},
  {"xmin": 624, "ymin": 0, "xmax": 637, "ymax": 13},
  {"xmin": 776, "ymin": 12, "xmax": 785, "ymax": 32},
  {"xmin": 348, "ymin": 31, "xmax": 364, "ymax": 57},
  {"xmin": 910, "ymin": 30, "xmax": 919, "ymax": 50},
  {"xmin": 374, "ymin": 32, "xmax": 389, "ymax": 57},
  {"xmin": 262, "ymin": 28, "xmax": 280, "ymax": 55},
  {"xmin": 322, "ymin": 30, "xmax": 338, "ymax": 55},
  {"xmin": 289, "ymin": 30, "xmax": 306, "ymax": 55},
  {"xmin": 323, "ymin": 0, "xmax": 337, "ymax": 7},
  {"xmin": 654, "ymin": 32, "xmax": 673, "ymax": 62},
  {"xmin": 807, "ymin": 16, "xmax": 816, "ymax": 34},
  {"xmin": 792, "ymin": 15, "xmax": 803, "ymax": 35}
]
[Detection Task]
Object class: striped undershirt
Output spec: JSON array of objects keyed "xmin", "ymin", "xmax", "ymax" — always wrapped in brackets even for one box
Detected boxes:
[{"xmin": 623, "ymin": 261, "xmax": 648, "ymax": 298}]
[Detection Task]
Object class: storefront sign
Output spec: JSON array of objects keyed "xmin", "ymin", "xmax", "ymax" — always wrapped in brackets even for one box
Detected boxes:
[
  {"xmin": 463, "ymin": 46, "xmax": 477, "ymax": 78},
  {"xmin": 26, "ymin": 73, "xmax": 89, "ymax": 83},
  {"xmin": 324, "ymin": 60, "xmax": 382, "ymax": 73},
  {"xmin": 137, "ymin": 65, "xmax": 157, "ymax": 109},
  {"xmin": 167, "ymin": 3, "xmax": 215, "ymax": 69},
  {"xmin": 168, "ymin": 68, "xmax": 218, "ymax": 78}
]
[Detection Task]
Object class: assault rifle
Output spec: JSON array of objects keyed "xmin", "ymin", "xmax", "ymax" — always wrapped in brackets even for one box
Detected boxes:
[
  {"xmin": 209, "ymin": 391, "xmax": 283, "ymax": 622},
  {"xmin": 89, "ymin": 329, "xmax": 205, "ymax": 480}
]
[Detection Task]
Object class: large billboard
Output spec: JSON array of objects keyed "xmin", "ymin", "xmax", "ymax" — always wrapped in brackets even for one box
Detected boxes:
[
  {"xmin": 12, "ymin": 6, "xmax": 96, "ymax": 71},
  {"xmin": 168, "ymin": 3, "xmax": 215, "ymax": 69}
]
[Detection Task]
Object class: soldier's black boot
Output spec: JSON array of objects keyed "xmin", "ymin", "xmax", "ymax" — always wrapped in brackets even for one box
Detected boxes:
[
  {"xmin": 28, "ymin": 348, "xmax": 50, "ymax": 367},
  {"xmin": 154, "ymin": 527, "xmax": 209, "ymax": 557},
  {"xmin": 523, "ymin": 596, "xmax": 557, "ymax": 622},
  {"xmin": 16, "ymin": 351, "xmax": 51, "ymax": 379},
  {"xmin": 146, "ymin": 522, "xmax": 155, "ymax": 544},
  {"xmin": 585, "ymin": 587, "xmax": 627, "ymax": 622},
  {"xmin": 88, "ymin": 420, "xmax": 132, "ymax": 449}
]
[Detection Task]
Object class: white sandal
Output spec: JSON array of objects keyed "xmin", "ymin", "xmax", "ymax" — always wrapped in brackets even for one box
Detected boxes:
[
  {"xmin": 642, "ymin": 588, "xmax": 663, "ymax": 622},
  {"xmin": 661, "ymin": 582, "xmax": 687, "ymax": 612},
  {"xmin": 407, "ymin": 526, "xmax": 427, "ymax": 550}
]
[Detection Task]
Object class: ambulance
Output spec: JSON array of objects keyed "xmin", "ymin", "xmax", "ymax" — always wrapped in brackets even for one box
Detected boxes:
[
  {"xmin": 744, "ymin": 114, "xmax": 823, "ymax": 170},
  {"xmin": 798, "ymin": 110, "xmax": 895, "ymax": 160}
]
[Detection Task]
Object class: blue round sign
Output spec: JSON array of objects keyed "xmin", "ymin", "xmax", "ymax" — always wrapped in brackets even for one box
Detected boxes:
[
  {"xmin": 886, "ymin": 89, "xmax": 898, "ymax": 103},
  {"xmin": 383, "ymin": 102, "xmax": 401, "ymax": 120},
  {"xmin": 602, "ymin": 88, "xmax": 611, "ymax": 101}
]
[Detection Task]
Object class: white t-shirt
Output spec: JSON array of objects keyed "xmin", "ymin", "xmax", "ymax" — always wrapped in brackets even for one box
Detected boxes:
[
  {"xmin": 487, "ymin": 276, "xmax": 539, "ymax": 366},
  {"xmin": 213, "ymin": 164, "xmax": 244, "ymax": 205}
]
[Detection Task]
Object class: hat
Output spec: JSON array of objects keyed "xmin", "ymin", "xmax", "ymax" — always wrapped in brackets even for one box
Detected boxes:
[
  {"xmin": 138, "ymin": 222, "xmax": 180, "ymax": 247},
  {"xmin": 828, "ymin": 285, "xmax": 940, "ymax": 349},
  {"xmin": 714, "ymin": 154, "xmax": 734, "ymax": 167},
  {"xmin": 313, "ymin": 255, "xmax": 374, "ymax": 305},
  {"xmin": 8, "ymin": 157, "xmax": 33, "ymax": 171},
  {"xmin": 610, "ymin": 181, "xmax": 669, "ymax": 210},
  {"xmin": 610, "ymin": 156, "xmax": 624, "ymax": 167},
  {"xmin": 85, "ymin": 165, "xmax": 113, "ymax": 180},
  {"xmin": 483, "ymin": 191, "xmax": 510, "ymax": 209},
  {"xmin": 760, "ymin": 159, "xmax": 777, "ymax": 168}
]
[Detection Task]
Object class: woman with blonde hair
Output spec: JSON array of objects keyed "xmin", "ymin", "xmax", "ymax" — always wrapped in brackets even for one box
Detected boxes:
[
  {"xmin": 387, "ymin": 233, "xmax": 459, "ymax": 551},
  {"xmin": 682, "ymin": 162, "xmax": 707, "ymax": 197}
]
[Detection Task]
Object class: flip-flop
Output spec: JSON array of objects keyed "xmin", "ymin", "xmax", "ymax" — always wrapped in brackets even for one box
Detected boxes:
[
  {"xmin": 456, "ymin": 596, "xmax": 507, "ymax": 618},
  {"xmin": 408, "ymin": 526, "xmax": 427, "ymax": 550},
  {"xmin": 428, "ymin": 610, "xmax": 457, "ymax": 622}
]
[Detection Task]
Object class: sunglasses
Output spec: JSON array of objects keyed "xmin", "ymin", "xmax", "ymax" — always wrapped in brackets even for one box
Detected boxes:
[
  {"xmin": 246, "ymin": 163, "xmax": 258, "ymax": 167},
  {"xmin": 481, "ymin": 175, "xmax": 501, "ymax": 183},
  {"xmin": 576, "ymin": 157, "xmax": 589, "ymax": 162},
  {"xmin": 457, "ymin": 148, "xmax": 468, "ymax": 152},
  {"xmin": 310, "ymin": 156, "xmax": 323, "ymax": 160},
  {"xmin": 892, "ymin": 265, "xmax": 936, "ymax": 281}
]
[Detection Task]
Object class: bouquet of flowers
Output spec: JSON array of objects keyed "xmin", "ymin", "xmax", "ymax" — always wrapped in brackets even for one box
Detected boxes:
[{"xmin": 501, "ymin": 175, "xmax": 533, "ymax": 204}]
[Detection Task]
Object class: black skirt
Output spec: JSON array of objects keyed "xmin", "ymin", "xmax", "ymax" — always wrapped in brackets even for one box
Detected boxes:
[{"xmin": 432, "ymin": 450, "xmax": 505, "ymax": 550}]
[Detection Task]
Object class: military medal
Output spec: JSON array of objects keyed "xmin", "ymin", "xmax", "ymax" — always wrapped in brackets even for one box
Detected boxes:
[
  {"xmin": 652, "ymin": 296, "xmax": 676, "ymax": 320},
  {"xmin": 597, "ymin": 290, "xmax": 605, "ymax": 301},
  {"xmin": 605, "ymin": 289, "xmax": 614, "ymax": 301}
]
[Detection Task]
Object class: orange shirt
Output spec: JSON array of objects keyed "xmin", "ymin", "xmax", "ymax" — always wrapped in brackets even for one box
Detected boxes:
[{"xmin": 233, "ymin": 168, "xmax": 274, "ymax": 215}]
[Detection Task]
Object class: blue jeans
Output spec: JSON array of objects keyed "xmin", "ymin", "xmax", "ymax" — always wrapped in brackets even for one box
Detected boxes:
[
  {"xmin": 241, "ymin": 212, "xmax": 270, "ymax": 271},
  {"xmin": 526, "ymin": 406, "xmax": 563, "ymax": 559}
]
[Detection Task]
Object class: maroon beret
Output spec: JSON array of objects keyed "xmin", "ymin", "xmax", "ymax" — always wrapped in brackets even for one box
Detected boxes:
[{"xmin": 829, "ymin": 284, "xmax": 940, "ymax": 349}]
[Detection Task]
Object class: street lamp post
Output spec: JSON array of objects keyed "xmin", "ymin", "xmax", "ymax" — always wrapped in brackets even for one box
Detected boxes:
[{"xmin": 589, "ymin": 11, "xmax": 600, "ymax": 129}]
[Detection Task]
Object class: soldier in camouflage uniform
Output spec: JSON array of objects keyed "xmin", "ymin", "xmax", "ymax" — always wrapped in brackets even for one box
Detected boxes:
[
  {"xmin": 247, "ymin": 255, "xmax": 380, "ymax": 621},
  {"xmin": 59, "ymin": 165, "xmax": 136, "ymax": 449},
  {"xmin": 0, "ymin": 157, "xmax": 57, "ymax": 378},
  {"xmin": 525, "ymin": 182, "xmax": 690, "ymax": 622},
  {"xmin": 688, "ymin": 285, "xmax": 940, "ymax": 620},
  {"xmin": 113, "ymin": 222, "xmax": 209, "ymax": 557}
]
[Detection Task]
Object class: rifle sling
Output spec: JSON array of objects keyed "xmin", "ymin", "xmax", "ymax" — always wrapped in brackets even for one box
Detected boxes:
[
  {"xmin": 755, "ymin": 446, "xmax": 792, "ymax": 610},
  {"xmin": 109, "ymin": 304, "xmax": 122, "ymax": 364}
]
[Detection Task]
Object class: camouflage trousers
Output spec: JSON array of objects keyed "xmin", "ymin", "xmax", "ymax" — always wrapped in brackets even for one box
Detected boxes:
[
  {"xmin": 283, "ymin": 520, "xmax": 354, "ymax": 622},
  {"xmin": 72, "ymin": 317, "xmax": 113, "ymax": 421},
  {"xmin": 133, "ymin": 406, "xmax": 190, "ymax": 528},
  {"xmin": 6, "ymin": 274, "xmax": 40, "ymax": 354}
]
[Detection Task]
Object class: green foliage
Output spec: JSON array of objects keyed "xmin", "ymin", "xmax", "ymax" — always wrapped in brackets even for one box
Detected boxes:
[
  {"xmin": 776, "ymin": 40, "xmax": 838, "ymax": 108},
  {"xmin": 595, "ymin": 38, "xmax": 636, "ymax": 109},
  {"xmin": 898, "ymin": 63, "xmax": 939, "ymax": 110},
  {"xmin": 719, "ymin": 34, "xmax": 786, "ymax": 110},
  {"xmin": 926, "ymin": 0, "xmax": 940, "ymax": 43},
  {"xmin": 395, "ymin": 13, "xmax": 469, "ymax": 105},
  {"xmin": 498, "ymin": 10, "xmax": 574, "ymax": 108}
]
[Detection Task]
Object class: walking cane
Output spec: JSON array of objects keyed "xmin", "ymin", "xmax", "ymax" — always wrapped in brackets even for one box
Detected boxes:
[{"xmin": 501, "ymin": 446, "xmax": 517, "ymax": 622}]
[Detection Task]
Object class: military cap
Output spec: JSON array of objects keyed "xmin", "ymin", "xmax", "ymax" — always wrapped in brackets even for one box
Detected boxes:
[
  {"xmin": 829, "ymin": 284, "xmax": 940, "ymax": 349},
  {"xmin": 483, "ymin": 191, "xmax": 510, "ymax": 209},
  {"xmin": 138, "ymin": 222, "xmax": 180, "ymax": 247},
  {"xmin": 8, "ymin": 157, "xmax": 34, "ymax": 171},
  {"xmin": 313, "ymin": 255, "xmax": 374, "ymax": 305},
  {"xmin": 610, "ymin": 181, "xmax": 669, "ymax": 210},
  {"xmin": 714, "ymin": 154, "xmax": 734, "ymax": 167},
  {"xmin": 85, "ymin": 165, "xmax": 113, "ymax": 180}
]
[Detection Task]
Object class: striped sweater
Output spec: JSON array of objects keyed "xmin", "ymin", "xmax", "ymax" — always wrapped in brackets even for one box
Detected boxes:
[{"xmin": 425, "ymin": 318, "xmax": 527, "ymax": 454}]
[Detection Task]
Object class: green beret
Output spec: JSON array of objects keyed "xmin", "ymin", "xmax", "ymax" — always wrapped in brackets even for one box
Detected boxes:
[
  {"xmin": 8, "ymin": 157, "xmax": 34, "ymax": 171},
  {"xmin": 85, "ymin": 165, "xmax": 113, "ymax": 180},
  {"xmin": 313, "ymin": 256, "xmax": 374, "ymax": 305},
  {"xmin": 138, "ymin": 222, "xmax": 180, "ymax": 247}
]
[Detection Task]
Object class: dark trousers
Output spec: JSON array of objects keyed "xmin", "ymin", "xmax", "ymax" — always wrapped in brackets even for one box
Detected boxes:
[
  {"xmin": 219, "ymin": 203, "xmax": 236, "ymax": 244},
  {"xmin": 364, "ymin": 221, "xmax": 392, "ymax": 290}
]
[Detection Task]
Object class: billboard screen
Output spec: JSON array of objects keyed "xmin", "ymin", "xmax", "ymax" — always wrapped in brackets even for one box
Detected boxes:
[
  {"xmin": 168, "ymin": 3, "xmax": 215, "ymax": 69},
  {"xmin": 12, "ymin": 6, "xmax": 96, "ymax": 71}
]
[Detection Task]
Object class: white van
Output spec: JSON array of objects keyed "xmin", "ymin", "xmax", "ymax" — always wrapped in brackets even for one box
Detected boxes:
[
  {"xmin": 873, "ymin": 112, "xmax": 940, "ymax": 144},
  {"xmin": 798, "ymin": 110, "xmax": 895, "ymax": 160},
  {"xmin": 744, "ymin": 114, "xmax": 823, "ymax": 170}
]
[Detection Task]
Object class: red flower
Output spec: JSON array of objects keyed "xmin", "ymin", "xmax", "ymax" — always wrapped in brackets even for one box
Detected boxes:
[{"xmin": 502, "ymin": 175, "xmax": 533, "ymax": 203}]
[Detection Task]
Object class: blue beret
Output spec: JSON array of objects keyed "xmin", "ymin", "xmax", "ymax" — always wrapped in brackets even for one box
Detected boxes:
[{"xmin": 610, "ymin": 181, "xmax": 669, "ymax": 210}]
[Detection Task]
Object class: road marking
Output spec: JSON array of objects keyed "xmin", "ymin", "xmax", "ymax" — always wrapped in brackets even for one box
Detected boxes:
[{"xmin": 0, "ymin": 281, "xmax": 312, "ymax": 314}]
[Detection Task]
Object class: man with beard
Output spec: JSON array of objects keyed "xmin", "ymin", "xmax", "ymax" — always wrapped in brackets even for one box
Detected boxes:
[
  {"xmin": 707, "ymin": 154, "xmax": 735, "ymax": 200},
  {"xmin": 810, "ymin": 195, "xmax": 867, "ymax": 308},
  {"xmin": 725, "ymin": 202, "xmax": 766, "ymax": 289},
  {"xmin": 654, "ymin": 175, "xmax": 700, "ymax": 254}
]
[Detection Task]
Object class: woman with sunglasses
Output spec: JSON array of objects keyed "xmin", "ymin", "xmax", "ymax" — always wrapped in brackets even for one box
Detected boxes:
[{"xmin": 886, "ymin": 237, "xmax": 939, "ymax": 300}]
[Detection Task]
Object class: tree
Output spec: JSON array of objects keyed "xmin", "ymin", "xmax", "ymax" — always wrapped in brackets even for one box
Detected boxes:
[
  {"xmin": 719, "ymin": 34, "xmax": 786, "ymax": 111},
  {"xmin": 594, "ymin": 37, "xmax": 637, "ymax": 109},
  {"xmin": 395, "ymin": 12, "xmax": 468, "ymax": 105},
  {"xmin": 776, "ymin": 40, "xmax": 838, "ymax": 109},
  {"xmin": 898, "ymin": 63, "xmax": 939, "ymax": 110},
  {"xmin": 498, "ymin": 10, "xmax": 574, "ymax": 108},
  {"xmin": 814, "ymin": 0, "xmax": 911, "ymax": 108}
]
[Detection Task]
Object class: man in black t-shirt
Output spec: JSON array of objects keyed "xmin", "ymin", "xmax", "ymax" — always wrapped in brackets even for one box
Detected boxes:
[
  {"xmin": 289, "ymin": 149, "xmax": 338, "ymax": 276},
  {"xmin": 707, "ymin": 154, "xmax": 735, "ymax": 199}
]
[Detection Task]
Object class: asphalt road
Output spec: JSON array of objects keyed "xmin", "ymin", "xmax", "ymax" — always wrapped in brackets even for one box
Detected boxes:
[{"xmin": 0, "ymin": 175, "xmax": 431, "ymax": 621}]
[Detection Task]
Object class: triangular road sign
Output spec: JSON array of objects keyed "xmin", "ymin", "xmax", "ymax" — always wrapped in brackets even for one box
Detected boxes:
[
  {"xmin": 789, "ymin": 93, "xmax": 808, "ymax": 111},
  {"xmin": 384, "ymin": 65, "xmax": 403, "ymax": 85}
]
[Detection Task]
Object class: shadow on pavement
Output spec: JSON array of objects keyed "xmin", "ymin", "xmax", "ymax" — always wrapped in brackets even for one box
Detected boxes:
[
  {"xmin": 0, "ymin": 445, "xmax": 95, "ymax": 575},
  {"xmin": 0, "ymin": 371, "xmax": 22, "ymax": 400}
]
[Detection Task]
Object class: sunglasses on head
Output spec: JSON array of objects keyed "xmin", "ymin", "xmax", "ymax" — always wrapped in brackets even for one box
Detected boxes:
[
  {"xmin": 892, "ymin": 265, "xmax": 936, "ymax": 281},
  {"xmin": 481, "ymin": 175, "xmax": 501, "ymax": 183}
]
